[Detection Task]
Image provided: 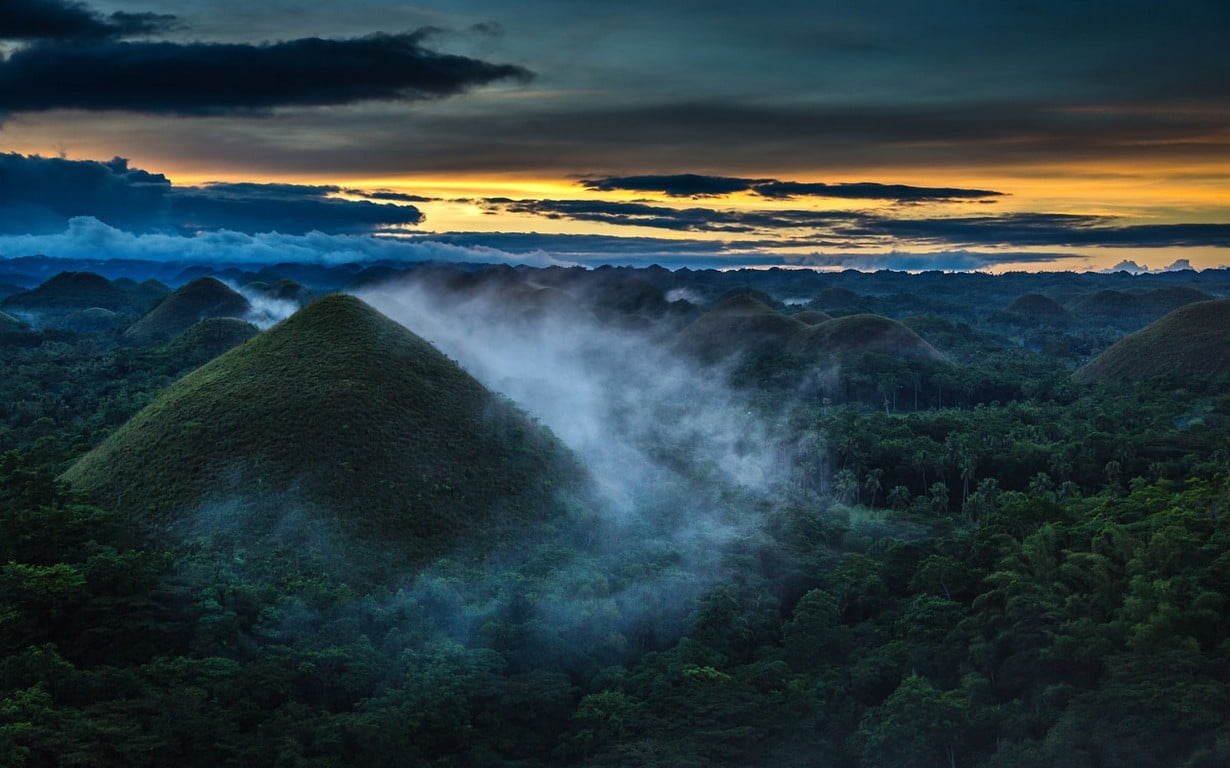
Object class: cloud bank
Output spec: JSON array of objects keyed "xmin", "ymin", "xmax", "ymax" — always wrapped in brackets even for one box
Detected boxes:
[
  {"xmin": 0, "ymin": 153, "xmax": 424, "ymax": 235},
  {"xmin": 0, "ymin": 216, "xmax": 566, "ymax": 267}
]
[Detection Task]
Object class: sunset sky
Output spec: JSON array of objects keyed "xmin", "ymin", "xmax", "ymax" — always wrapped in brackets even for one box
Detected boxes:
[{"xmin": 1, "ymin": 0, "xmax": 1227, "ymax": 271}]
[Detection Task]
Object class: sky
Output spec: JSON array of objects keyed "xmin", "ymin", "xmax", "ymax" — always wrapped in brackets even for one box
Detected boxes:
[{"xmin": 0, "ymin": 0, "xmax": 1227, "ymax": 271}]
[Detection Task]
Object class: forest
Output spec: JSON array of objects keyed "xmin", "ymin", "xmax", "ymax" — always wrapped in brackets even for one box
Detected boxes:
[{"xmin": 1, "ymin": 257, "xmax": 1228, "ymax": 767}]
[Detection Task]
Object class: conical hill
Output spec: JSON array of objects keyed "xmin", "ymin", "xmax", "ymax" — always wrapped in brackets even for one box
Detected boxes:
[{"xmin": 64, "ymin": 294, "xmax": 580, "ymax": 557}]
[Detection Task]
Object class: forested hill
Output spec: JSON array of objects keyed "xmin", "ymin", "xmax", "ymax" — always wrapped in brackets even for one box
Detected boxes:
[{"xmin": 1, "ymin": 262, "xmax": 1228, "ymax": 767}]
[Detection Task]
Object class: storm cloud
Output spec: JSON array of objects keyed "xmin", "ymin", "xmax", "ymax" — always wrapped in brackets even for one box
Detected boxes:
[
  {"xmin": 0, "ymin": 153, "xmax": 424, "ymax": 235},
  {"xmin": 0, "ymin": 29, "xmax": 531, "ymax": 114},
  {"xmin": 486, "ymin": 197, "xmax": 1230, "ymax": 250},
  {"xmin": 0, "ymin": 0, "xmax": 175, "ymax": 41}
]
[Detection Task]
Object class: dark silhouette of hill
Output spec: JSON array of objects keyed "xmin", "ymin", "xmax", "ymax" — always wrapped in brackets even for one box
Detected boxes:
[
  {"xmin": 809, "ymin": 286, "xmax": 865, "ymax": 311},
  {"xmin": 792, "ymin": 310, "xmax": 833, "ymax": 325},
  {"xmin": 64, "ymin": 295, "xmax": 580, "ymax": 559},
  {"xmin": 676, "ymin": 294, "xmax": 806, "ymax": 363},
  {"xmin": 1007, "ymin": 293, "xmax": 1072, "ymax": 320},
  {"xmin": 124, "ymin": 278, "xmax": 252, "ymax": 341},
  {"xmin": 1074, "ymin": 299, "xmax": 1230, "ymax": 385},
  {"xmin": 1067, "ymin": 286, "xmax": 1213, "ymax": 328},
  {"xmin": 788, "ymin": 314, "xmax": 945, "ymax": 363},
  {"xmin": 63, "ymin": 307, "xmax": 125, "ymax": 333},
  {"xmin": 0, "ymin": 310, "xmax": 29, "ymax": 335},
  {"xmin": 2, "ymin": 272, "xmax": 131, "ymax": 313}
]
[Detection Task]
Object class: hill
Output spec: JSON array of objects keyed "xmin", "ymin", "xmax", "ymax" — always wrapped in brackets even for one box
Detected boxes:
[
  {"xmin": 809, "ymin": 286, "xmax": 865, "ymax": 311},
  {"xmin": 1006, "ymin": 293, "xmax": 1071, "ymax": 320},
  {"xmin": 161, "ymin": 317, "xmax": 260, "ymax": 369},
  {"xmin": 788, "ymin": 314, "xmax": 945, "ymax": 363},
  {"xmin": 0, "ymin": 310, "xmax": 30, "ymax": 335},
  {"xmin": 63, "ymin": 307, "xmax": 125, "ymax": 333},
  {"xmin": 124, "ymin": 277, "xmax": 252, "ymax": 341},
  {"xmin": 791, "ymin": 310, "xmax": 833, "ymax": 325},
  {"xmin": 64, "ymin": 294, "xmax": 579, "ymax": 559},
  {"xmin": 1067, "ymin": 286, "xmax": 1213, "ymax": 328},
  {"xmin": 676, "ymin": 294, "xmax": 806, "ymax": 363},
  {"xmin": 1, "ymin": 271, "xmax": 132, "ymax": 313},
  {"xmin": 1074, "ymin": 299, "xmax": 1230, "ymax": 385}
]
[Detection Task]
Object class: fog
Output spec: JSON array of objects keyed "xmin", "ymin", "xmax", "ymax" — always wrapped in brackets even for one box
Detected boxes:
[{"xmin": 346, "ymin": 273, "xmax": 807, "ymax": 659}]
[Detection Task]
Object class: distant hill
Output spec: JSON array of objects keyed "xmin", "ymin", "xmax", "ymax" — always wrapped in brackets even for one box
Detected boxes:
[
  {"xmin": 124, "ymin": 277, "xmax": 252, "ymax": 341},
  {"xmin": 676, "ymin": 294, "xmax": 806, "ymax": 363},
  {"xmin": 809, "ymin": 287, "xmax": 864, "ymax": 311},
  {"xmin": 244, "ymin": 278, "xmax": 315, "ymax": 307},
  {"xmin": 62, "ymin": 307, "xmax": 125, "ymax": 333},
  {"xmin": 64, "ymin": 294, "xmax": 580, "ymax": 560},
  {"xmin": 1067, "ymin": 286, "xmax": 1213, "ymax": 328},
  {"xmin": 791, "ymin": 310, "xmax": 833, "ymax": 326},
  {"xmin": 1074, "ymin": 299, "xmax": 1230, "ymax": 385},
  {"xmin": 2, "ymin": 272, "xmax": 131, "ymax": 313},
  {"xmin": 0, "ymin": 310, "xmax": 30, "ymax": 335},
  {"xmin": 1006, "ymin": 293, "xmax": 1071, "ymax": 320},
  {"xmin": 788, "ymin": 314, "xmax": 945, "ymax": 363}
]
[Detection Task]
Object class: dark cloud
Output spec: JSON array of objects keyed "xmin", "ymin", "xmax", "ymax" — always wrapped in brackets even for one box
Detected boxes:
[
  {"xmin": 485, "ymin": 198, "xmax": 859, "ymax": 233},
  {"xmin": 346, "ymin": 189, "xmax": 438, "ymax": 203},
  {"xmin": 579, "ymin": 173, "xmax": 1003, "ymax": 201},
  {"xmin": 753, "ymin": 180, "xmax": 1003, "ymax": 201},
  {"xmin": 578, "ymin": 173, "xmax": 764, "ymax": 197},
  {"xmin": 487, "ymin": 196, "xmax": 1230, "ymax": 250},
  {"xmin": 0, "ymin": 30, "xmax": 532, "ymax": 114},
  {"xmin": 0, "ymin": 0, "xmax": 176, "ymax": 41},
  {"xmin": 844, "ymin": 213, "xmax": 1230, "ymax": 249},
  {"xmin": 0, "ymin": 153, "xmax": 423, "ymax": 235}
]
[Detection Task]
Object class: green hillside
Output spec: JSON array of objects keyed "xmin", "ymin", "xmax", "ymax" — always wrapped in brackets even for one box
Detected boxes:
[
  {"xmin": 64, "ymin": 294, "xmax": 579, "ymax": 559},
  {"xmin": 788, "ymin": 313, "xmax": 945, "ymax": 363},
  {"xmin": 792, "ymin": 309, "xmax": 834, "ymax": 325},
  {"xmin": 124, "ymin": 277, "xmax": 252, "ymax": 341},
  {"xmin": 676, "ymin": 294, "xmax": 806, "ymax": 363},
  {"xmin": 1006, "ymin": 293, "xmax": 1071, "ymax": 320},
  {"xmin": 1074, "ymin": 299, "xmax": 1230, "ymax": 385},
  {"xmin": 1, "ymin": 271, "xmax": 131, "ymax": 312}
]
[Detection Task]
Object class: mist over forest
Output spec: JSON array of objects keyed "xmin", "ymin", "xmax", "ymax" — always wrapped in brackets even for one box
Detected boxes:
[{"xmin": 2, "ymin": 255, "xmax": 1230, "ymax": 767}]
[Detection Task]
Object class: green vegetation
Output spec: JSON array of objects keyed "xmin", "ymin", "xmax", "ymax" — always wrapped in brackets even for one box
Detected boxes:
[
  {"xmin": 2, "ymin": 262, "xmax": 1229, "ymax": 766},
  {"xmin": 124, "ymin": 277, "xmax": 251, "ymax": 341},
  {"xmin": 65, "ymin": 294, "xmax": 580, "ymax": 560},
  {"xmin": 1075, "ymin": 299, "xmax": 1230, "ymax": 387}
]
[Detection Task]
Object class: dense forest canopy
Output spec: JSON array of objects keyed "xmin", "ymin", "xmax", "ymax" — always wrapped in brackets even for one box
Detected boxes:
[{"xmin": 1, "ymin": 257, "xmax": 1229, "ymax": 767}]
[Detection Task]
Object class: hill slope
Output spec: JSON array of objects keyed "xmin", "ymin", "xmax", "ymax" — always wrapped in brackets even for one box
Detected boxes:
[
  {"xmin": 788, "ymin": 314, "xmax": 945, "ymax": 363},
  {"xmin": 124, "ymin": 277, "xmax": 252, "ymax": 341},
  {"xmin": 1, "ymin": 271, "xmax": 134, "ymax": 313},
  {"xmin": 1006, "ymin": 293, "xmax": 1071, "ymax": 320},
  {"xmin": 676, "ymin": 294, "xmax": 805, "ymax": 363},
  {"xmin": 1074, "ymin": 299, "xmax": 1230, "ymax": 385},
  {"xmin": 65, "ymin": 294, "xmax": 579, "ymax": 557}
]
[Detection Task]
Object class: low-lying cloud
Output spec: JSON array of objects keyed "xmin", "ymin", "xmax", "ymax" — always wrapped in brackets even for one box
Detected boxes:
[{"xmin": 0, "ymin": 216, "xmax": 566, "ymax": 267}]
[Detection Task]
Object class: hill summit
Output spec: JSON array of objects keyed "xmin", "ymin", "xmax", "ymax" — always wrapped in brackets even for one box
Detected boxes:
[
  {"xmin": 1074, "ymin": 299, "xmax": 1230, "ymax": 386},
  {"xmin": 65, "ymin": 294, "xmax": 580, "ymax": 558},
  {"xmin": 125, "ymin": 277, "xmax": 251, "ymax": 341}
]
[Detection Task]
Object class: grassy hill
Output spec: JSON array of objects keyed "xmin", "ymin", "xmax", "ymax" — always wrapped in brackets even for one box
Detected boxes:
[
  {"xmin": 64, "ymin": 294, "xmax": 580, "ymax": 559},
  {"xmin": 1, "ymin": 272, "xmax": 133, "ymax": 313},
  {"xmin": 788, "ymin": 314, "xmax": 945, "ymax": 363},
  {"xmin": 161, "ymin": 317, "xmax": 260, "ymax": 369},
  {"xmin": 1007, "ymin": 293, "xmax": 1071, "ymax": 320},
  {"xmin": 1074, "ymin": 299, "xmax": 1230, "ymax": 385},
  {"xmin": 676, "ymin": 294, "xmax": 806, "ymax": 363},
  {"xmin": 0, "ymin": 310, "xmax": 30, "ymax": 337},
  {"xmin": 791, "ymin": 310, "xmax": 833, "ymax": 326},
  {"xmin": 1067, "ymin": 286, "xmax": 1214, "ymax": 328},
  {"xmin": 124, "ymin": 277, "xmax": 252, "ymax": 341}
]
